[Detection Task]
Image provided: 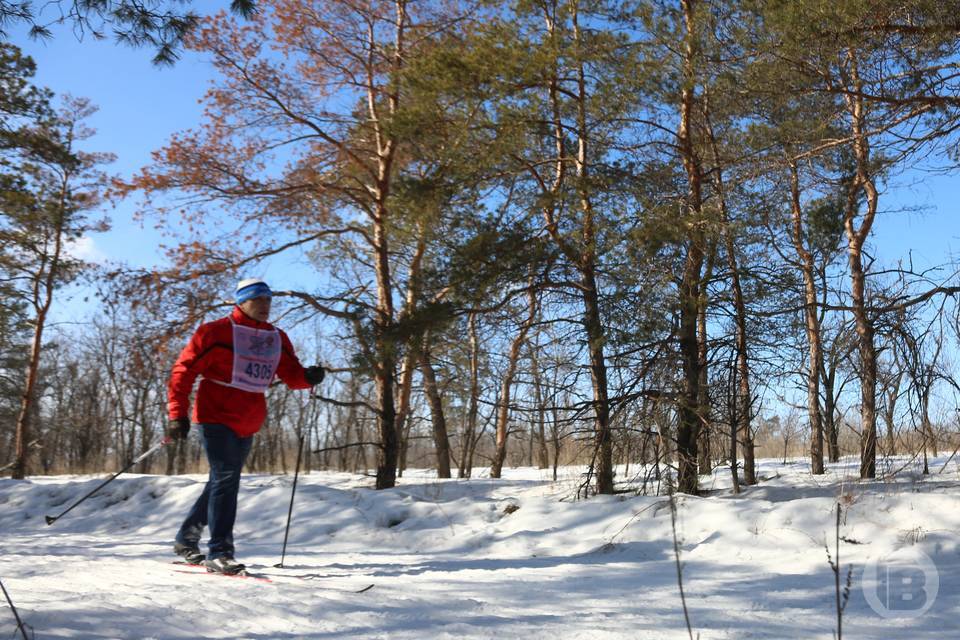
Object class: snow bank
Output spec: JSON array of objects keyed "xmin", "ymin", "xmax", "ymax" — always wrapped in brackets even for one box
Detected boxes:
[{"xmin": 1, "ymin": 458, "xmax": 958, "ymax": 638}]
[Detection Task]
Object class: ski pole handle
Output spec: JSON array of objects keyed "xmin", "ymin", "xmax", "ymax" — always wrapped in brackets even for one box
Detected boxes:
[{"xmin": 130, "ymin": 437, "xmax": 172, "ymax": 466}]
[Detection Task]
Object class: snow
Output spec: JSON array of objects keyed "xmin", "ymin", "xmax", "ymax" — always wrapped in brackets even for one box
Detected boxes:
[{"xmin": 2, "ymin": 457, "xmax": 958, "ymax": 639}]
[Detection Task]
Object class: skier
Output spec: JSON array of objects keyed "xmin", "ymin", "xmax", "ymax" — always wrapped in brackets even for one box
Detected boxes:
[{"xmin": 166, "ymin": 278, "xmax": 326, "ymax": 575}]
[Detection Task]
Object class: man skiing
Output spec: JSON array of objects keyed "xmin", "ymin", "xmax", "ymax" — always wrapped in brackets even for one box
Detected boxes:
[{"xmin": 166, "ymin": 278, "xmax": 325, "ymax": 575}]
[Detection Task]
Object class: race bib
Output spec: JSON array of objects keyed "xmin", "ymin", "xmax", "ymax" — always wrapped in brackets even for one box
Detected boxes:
[{"xmin": 229, "ymin": 322, "xmax": 281, "ymax": 393}]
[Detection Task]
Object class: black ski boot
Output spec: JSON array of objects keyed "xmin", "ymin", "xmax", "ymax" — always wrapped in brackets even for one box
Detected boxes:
[
  {"xmin": 205, "ymin": 555, "xmax": 246, "ymax": 575},
  {"xmin": 173, "ymin": 542, "xmax": 205, "ymax": 565}
]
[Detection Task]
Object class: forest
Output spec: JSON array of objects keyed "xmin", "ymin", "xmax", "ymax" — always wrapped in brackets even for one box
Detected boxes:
[{"xmin": 3, "ymin": 0, "xmax": 960, "ymax": 498}]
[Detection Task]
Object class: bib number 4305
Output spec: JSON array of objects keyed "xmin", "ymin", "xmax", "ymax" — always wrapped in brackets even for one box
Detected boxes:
[{"xmin": 245, "ymin": 362, "xmax": 273, "ymax": 380}]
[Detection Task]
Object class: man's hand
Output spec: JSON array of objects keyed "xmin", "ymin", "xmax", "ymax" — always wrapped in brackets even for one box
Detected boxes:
[
  {"xmin": 304, "ymin": 365, "xmax": 325, "ymax": 386},
  {"xmin": 166, "ymin": 417, "xmax": 191, "ymax": 441}
]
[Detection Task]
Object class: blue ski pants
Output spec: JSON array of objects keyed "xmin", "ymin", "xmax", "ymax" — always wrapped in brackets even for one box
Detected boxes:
[{"xmin": 175, "ymin": 423, "xmax": 253, "ymax": 560}]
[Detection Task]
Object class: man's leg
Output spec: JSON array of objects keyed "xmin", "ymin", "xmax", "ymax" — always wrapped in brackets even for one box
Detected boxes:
[
  {"xmin": 173, "ymin": 448, "xmax": 211, "ymax": 564},
  {"xmin": 203, "ymin": 423, "xmax": 253, "ymax": 560},
  {"xmin": 176, "ymin": 484, "xmax": 209, "ymax": 547}
]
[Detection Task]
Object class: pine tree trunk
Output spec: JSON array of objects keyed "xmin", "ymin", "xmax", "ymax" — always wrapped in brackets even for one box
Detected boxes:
[
  {"xmin": 675, "ymin": 0, "xmax": 706, "ymax": 495},
  {"xmin": 841, "ymin": 48, "xmax": 879, "ymax": 480},
  {"xmin": 395, "ymin": 349, "xmax": 417, "ymax": 477},
  {"xmin": 677, "ymin": 267, "xmax": 703, "ymax": 494},
  {"xmin": 729, "ymin": 368, "xmax": 740, "ymax": 494},
  {"xmin": 853, "ymin": 303, "xmax": 878, "ymax": 479},
  {"xmin": 395, "ymin": 224, "xmax": 426, "ymax": 478},
  {"xmin": 11, "ymin": 180, "xmax": 68, "ymax": 479},
  {"xmin": 12, "ymin": 319, "xmax": 46, "ymax": 479},
  {"xmin": 491, "ymin": 319, "xmax": 531, "ymax": 479},
  {"xmin": 419, "ymin": 334, "xmax": 451, "ymax": 478},
  {"xmin": 528, "ymin": 339, "xmax": 550, "ymax": 469},
  {"xmin": 581, "ymin": 264, "xmax": 614, "ymax": 494},
  {"xmin": 459, "ymin": 314, "xmax": 480, "ymax": 478},
  {"xmin": 532, "ymin": 2, "xmax": 614, "ymax": 494},
  {"xmin": 822, "ymin": 360, "xmax": 841, "ymax": 462},
  {"xmin": 721, "ymin": 207, "xmax": 755, "ymax": 485},
  {"xmin": 369, "ymin": 0, "xmax": 406, "ymax": 490},
  {"xmin": 789, "ymin": 162, "xmax": 826, "ymax": 475},
  {"xmin": 491, "ymin": 281, "xmax": 538, "ymax": 478},
  {"xmin": 696, "ymin": 268, "xmax": 712, "ymax": 476},
  {"xmin": 373, "ymin": 209, "xmax": 399, "ymax": 489},
  {"xmin": 572, "ymin": 3, "xmax": 613, "ymax": 494}
]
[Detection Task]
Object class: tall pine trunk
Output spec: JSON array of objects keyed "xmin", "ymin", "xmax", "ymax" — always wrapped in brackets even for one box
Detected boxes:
[
  {"xmin": 675, "ymin": 0, "xmax": 706, "ymax": 495},
  {"xmin": 535, "ymin": 1, "xmax": 614, "ymax": 494},
  {"xmin": 528, "ymin": 337, "xmax": 550, "ymax": 469},
  {"xmin": 841, "ymin": 48, "xmax": 879, "ymax": 480},
  {"xmin": 822, "ymin": 360, "xmax": 841, "ymax": 463},
  {"xmin": 419, "ymin": 333, "xmax": 451, "ymax": 478},
  {"xmin": 395, "ymin": 226, "xmax": 427, "ymax": 478},
  {"xmin": 12, "ymin": 179, "xmax": 68, "ymax": 480},
  {"xmin": 709, "ymin": 142, "xmax": 754, "ymax": 485},
  {"xmin": 372, "ymin": 202, "xmax": 399, "ymax": 489},
  {"xmin": 572, "ymin": 3, "xmax": 613, "ymax": 494},
  {"xmin": 369, "ymin": 0, "xmax": 407, "ymax": 490},
  {"xmin": 580, "ymin": 264, "xmax": 614, "ymax": 493},
  {"xmin": 459, "ymin": 313, "xmax": 481, "ymax": 478},
  {"xmin": 13, "ymin": 318, "xmax": 48, "ymax": 479},
  {"xmin": 696, "ymin": 246, "xmax": 715, "ymax": 476},
  {"xmin": 789, "ymin": 162, "xmax": 826, "ymax": 475},
  {"xmin": 491, "ymin": 285, "xmax": 538, "ymax": 478}
]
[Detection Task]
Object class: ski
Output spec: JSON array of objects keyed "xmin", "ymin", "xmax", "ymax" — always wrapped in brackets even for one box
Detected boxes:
[
  {"xmin": 261, "ymin": 570, "xmax": 375, "ymax": 593},
  {"xmin": 171, "ymin": 561, "xmax": 375, "ymax": 592},
  {"xmin": 272, "ymin": 577, "xmax": 375, "ymax": 593},
  {"xmin": 269, "ymin": 571, "xmax": 376, "ymax": 593},
  {"xmin": 173, "ymin": 568, "xmax": 272, "ymax": 583},
  {"xmin": 171, "ymin": 560, "xmax": 268, "ymax": 582},
  {"xmin": 171, "ymin": 559, "xmax": 204, "ymax": 568}
]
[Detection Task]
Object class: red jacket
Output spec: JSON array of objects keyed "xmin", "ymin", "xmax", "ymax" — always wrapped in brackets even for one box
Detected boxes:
[{"xmin": 168, "ymin": 306, "xmax": 312, "ymax": 437}]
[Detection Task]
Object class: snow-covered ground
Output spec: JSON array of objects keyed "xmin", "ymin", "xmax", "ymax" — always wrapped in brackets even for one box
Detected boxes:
[{"xmin": 2, "ymin": 456, "xmax": 958, "ymax": 639}]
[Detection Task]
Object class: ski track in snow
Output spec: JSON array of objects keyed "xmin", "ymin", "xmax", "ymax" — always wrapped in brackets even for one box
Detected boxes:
[{"xmin": 1, "ymin": 459, "xmax": 959, "ymax": 639}]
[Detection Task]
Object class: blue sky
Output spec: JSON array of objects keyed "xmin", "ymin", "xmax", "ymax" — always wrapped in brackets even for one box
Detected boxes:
[
  {"xmin": 9, "ymin": 13, "xmax": 215, "ymax": 270},
  {"xmin": 8, "ymin": 4, "xmax": 318, "ymax": 321},
  {"xmin": 879, "ymin": 168, "xmax": 960, "ymax": 269}
]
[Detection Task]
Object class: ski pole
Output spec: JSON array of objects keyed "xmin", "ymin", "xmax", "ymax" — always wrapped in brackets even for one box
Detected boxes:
[
  {"xmin": 45, "ymin": 437, "xmax": 172, "ymax": 526},
  {"xmin": 1, "ymin": 577, "xmax": 29, "ymax": 640},
  {"xmin": 274, "ymin": 433, "xmax": 305, "ymax": 568}
]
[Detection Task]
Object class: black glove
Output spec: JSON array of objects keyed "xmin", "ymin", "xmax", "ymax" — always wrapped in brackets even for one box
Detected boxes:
[
  {"xmin": 304, "ymin": 365, "xmax": 325, "ymax": 386},
  {"xmin": 166, "ymin": 417, "xmax": 191, "ymax": 441}
]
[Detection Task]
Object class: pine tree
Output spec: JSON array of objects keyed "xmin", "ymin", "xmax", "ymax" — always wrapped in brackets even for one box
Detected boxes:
[{"xmin": 0, "ymin": 47, "xmax": 113, "ymax": 477}]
